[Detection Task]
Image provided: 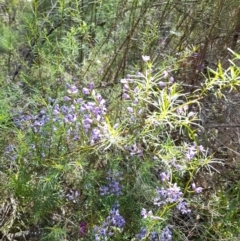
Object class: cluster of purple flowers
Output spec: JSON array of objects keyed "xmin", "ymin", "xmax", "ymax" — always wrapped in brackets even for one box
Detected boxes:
[
  {"xmin": 154, "ymin": 183, "xmax": 183, "ymax": 206},
  {"xmin": 80, "ymin": 94, "xmax": 107, "ymax": 145},
  {"xmin": 184, "ymin": 142, "xmax": 205, "ymax": 161},
  {"xmin": 160, "ymin": 226, "xmax": 172, "ymax": 241},
  {"xmin": 14, "ymin": 109, "xmax": 50, "ymax": 133},
  {"xmin": 52, "ymin": 83, "xmax": 108, "ymax": 145},
  {"xmin": 4, "ymin": 144, "xmax": 17, "ymax": 161},
  {"xmin": 154, "ymin": 182, "xmax": 191, "ymax": 215},
  {"xmin": 13, "ymin": 83, "xmax": 109, "ymax": 147},
  {"xmin": 120, "ymin": 77, "xmax": 146, "ymax": 122},
  {"xmin": 94, "ymin": 204, "xmax": 126, "ymax": 241},
  {"xmin": 99, "ymin": 170, "xmax": 123, "ymax": 197},
  {"xmin": 135, "ymin": 226, "xmax": 172, "ymax": 241},
  {"xmin": 66, "ymin": 189, "xmax": 80, "ymax": 203}
]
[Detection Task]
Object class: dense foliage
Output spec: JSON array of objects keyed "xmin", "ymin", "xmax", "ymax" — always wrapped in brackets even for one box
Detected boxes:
[{"xmin": 1, "ymin": 0, "xmax": 240, "ymax": 240}]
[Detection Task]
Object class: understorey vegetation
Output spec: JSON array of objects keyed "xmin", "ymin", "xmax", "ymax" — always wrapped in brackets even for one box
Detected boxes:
[{"xmin": 1, "ymin": 0, "xmax": 240, "ymax": 240}]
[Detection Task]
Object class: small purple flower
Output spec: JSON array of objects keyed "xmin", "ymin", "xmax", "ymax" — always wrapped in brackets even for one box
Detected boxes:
[
  {"xmin": 188, "ymin": 111, "xmax": 195, "ymax": 118},
  {"xmin": 64, "ymin": 96, "xmax": 72, "ymax": 102},
  {"xmin": 79, "ymin": 222, "xmax": 87, "ymax": 237},
  {"xmin": 141, "ymin": 208, "xmax": 148, "ymax": 218},
  {"xmin": 123, "ymin": 84, "xmax": 130, "ymax": 91},
  {"xmin": 76, "ymin": 98, "xmax": 83, "ymax": 104},
  {"xmin": 67, "ymin": 84, "xmax": 78, "ymax": 94},
  {"xmin": 127, "ymin": 107, "xmax": 133, "ymax": 113},
  {"xmin": 159, "ymin": 172, "xmax": 170, "ymax": 182},
  {"xmin": 163, "ymin": 70, "xmax": 168, "ymax": 79},
  {"xmin": 198, "ymin": 145, "xmax": 205, "ymax": 153},
  {"xmin": 186, "ymin": 145, "xmax": 197, "ymax": 161},
  {"xmin": 138, "ymin": 109, "xmax": 144, "ymax": 115},
  {"xmin": 137, "ymin": 72, "xmax": 145, "ymax": 77},
  {"xmin": 169, "ymin": 76, "xmax": 174, "ymax": 83},
  {"xmin": 195, "ymin": 187, "xmax": 203, "ymax": 193},
  {"xmin": 134, "ymin": 86, "xmax": 139, "ymax": 93},
  {"xmin": 99, "ymin": 99, "xmax": 106, "ymax": 107},
  {"xmin": 122, "ymin": 93, "xmax": 130, "ymax": 100},
  {"xmin": 82, "ymin": 87, "xmax": 90, "ymax": 95},
  {"xmin": 88, "ymin": 82, "xmax": 95, "ymax": 90},
  {"xmin": 192, "ymin": 183, "xmax": 203, "ymax": 193},
  {"xmin": 133, "ymin": 98, "xmax": 138, "ymax": 104},
  {"xmin": 149, "ymin": 231, "xmax": 159, "ymax": 241},
  {"xmin": 159, "ymin": 81, "xmax": 166, "ymax": 88}
]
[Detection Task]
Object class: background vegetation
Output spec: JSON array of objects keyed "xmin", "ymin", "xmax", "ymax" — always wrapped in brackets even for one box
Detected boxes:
[{"xmin": 0, "ymin": 0, "xmax": 240, "ymax": 240}]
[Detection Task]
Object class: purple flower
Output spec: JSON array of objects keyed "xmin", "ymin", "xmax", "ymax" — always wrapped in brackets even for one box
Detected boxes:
[
  {"xmin": 149, "ymin": 231, "xmax": 159, "ymax": 241},
  {"xmin": 138, "ymin": 109, "xmax": 144, "ymax": 115},
  {"xmin": 79, "ymin": 222, "xmax": 87, "ymax": 237},
  {"xmin": 141, "ymin": 208, "xmax": 148, "ymax": 218},
  {"xmin": 134, "ymin": 86, "xmax": 139, "ymax": 93},
  {"xmin": 159, "ymin": 81, "xmax": 166, "ymax": 88},
  {"xmin": 133, "ymin": 98, "xmax": 138, "ymax": 104},
  {"xmin": 75, "ymin": 98, "xmax": 83, "ymax": 104},
  {"xmin": 123, "ymin": 84, "xmax": 130, "ymax": 91},
  {"xmin": 176, "ymin": 200, "xmax": 191, "ymax": 214},
  {"xmin": 154, "ymin": 183, "xmax": 183, "ymax": 206},
  {"xmin": 82, "ymin": 87, "xmax": 90, "ymax": 95},
  {"xmin": 198, "ymin": 145, "xmax": 205, "ymax": 153},
  {"xmin": 53, "ymin": 108, "xmax": 60, "ymax": 115},
  {"xmin": 99, "ymin": 171, "xmax": 123, "ymax": 197},
  {"xmin": 192, "ymin": 183, "xmax": 203, "ymax": 193},
  {"xmin": 88, "ymin": 82, "xmax": 95, "ymax": 90},
  {"xmin": 122, "ymin": 93, "xmax": 130, "ymax": 99},
  {"xmin": 195, "ymin": 187, "xmax": 203, "ymax": 193},
  {"xmin": 160, "ymin": 226, "xmax": 172, "ymax": 241},
  {"xmin": 96, "ymin": 93, "xmax": 103, "ymax": 102},
  {"xmin": 159, "ymin": 172, "xmax": 170, "ymax": 182},
  {"xmin": 186, "ymin": 144, "xmax": 197, "ymax": 161},
  {"xmin": 135, "ymin": 228, "xmax": 147, "ymax": 240},
  {"xmin": 127, "ymin": 107, "xmax": 133, "ymax": 113},
  {"xmin": 67, "ymin": 84, "xmax": 78, "ymax": 94},
  {"xmin": 166, "ymin": 183, "xmax": 182, "ymax": 202},
  {"xmin": 137, "ymin": 72, "xmax": 145, "ymax": 77},
  {"xmin": 64, "ymin": 96, "xmax": 72, "ymax": 102},
  {"xmin": 169, "ymin": 76, "xmax": 174, "ymax": 83},
  {"xmin": 163, "ymin": 70, "xmax": 168, "ymax": 79},
  {"xmin": 94, "ymin": 204, "xmax": 125, "ymax": 241}
]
